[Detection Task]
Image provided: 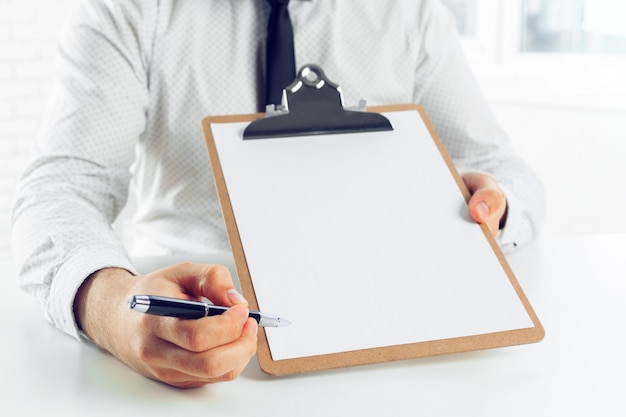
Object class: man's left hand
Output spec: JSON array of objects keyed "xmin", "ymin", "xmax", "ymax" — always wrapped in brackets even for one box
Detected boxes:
[{"xmin": 462, "ymin": 171, "xmax": 508, "ymax": 238}]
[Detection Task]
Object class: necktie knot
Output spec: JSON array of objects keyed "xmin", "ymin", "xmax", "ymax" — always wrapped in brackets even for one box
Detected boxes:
[{"xmin": 268, "ymin": 0, "xmax": 289, "ymax": 7}]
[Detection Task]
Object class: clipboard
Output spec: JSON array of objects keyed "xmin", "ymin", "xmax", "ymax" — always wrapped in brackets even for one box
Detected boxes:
[{"xmin": 201, "ymin": 65, "xmax": 544, "ymax": 376}]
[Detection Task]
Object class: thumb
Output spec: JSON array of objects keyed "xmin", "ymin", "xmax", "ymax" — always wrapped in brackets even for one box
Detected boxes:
[{"xmin": 462, "ymin": 171, "xmax": 507, "ymax": 236}]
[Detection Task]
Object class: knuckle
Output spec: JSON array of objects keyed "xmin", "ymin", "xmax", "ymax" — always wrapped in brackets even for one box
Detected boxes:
[
  {"xmin": 209, "ymin": 263, "xmax": 229, "ymax": 274},
  {"xmin": 493, "ymin": 192, "xmax": 507, "ymax": 212},
  {"xmin": 492, "ymin": 187, "xmax": 505, "ymax": 200},
  {"xmin": 206, "ymin": 264, "xmax": 231, "ymax": 281},
  {"xmin": 135, "ymin": 343, "xmax": 157, "ymax": 364},
  {"xmin": 479, "ymin": 187, "xmax": 497, "ymax": 198},
  {"xmin": 179, "ymin": 326, "xmax": 207, "ymax": 352},
  {"xmin": 481, "ymin": 188, "xmax": 505, "ymax": 206},
  {"xmin": 201, "ymin": 353, "xmax": 227, "ymax": 379},
  {"xmin": 151, "ymin": 367, "xmax": 172, "ymax": 382},
  {"xmin": 166, "ymin": 261, "xmax": 193, "ymax": 273}
]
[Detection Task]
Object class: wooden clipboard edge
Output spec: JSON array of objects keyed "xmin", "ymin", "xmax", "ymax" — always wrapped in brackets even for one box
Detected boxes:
[
  {"xmin": 372, "ymin": 104, "xmax": 544, "ymax": 332},
  {"xmin": 201, "ymin": 104, "xmax": 544, "ymax": 377},
  {"xmin": 202, "ymin": 112, "xmax": 278, "ymax": 371},
  {"xmin": 258, "ymin": 327, "xmax": 542, "ymax": 376},
  {"xmin": 381, "ymin": 104, "xmax": 544, "ymax": 334}
]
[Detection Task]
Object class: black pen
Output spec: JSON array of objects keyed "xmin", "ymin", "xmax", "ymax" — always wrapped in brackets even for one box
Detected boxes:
[{"xmin": 128, "ymin": 295, "xmax": 291, "ymax": 327}]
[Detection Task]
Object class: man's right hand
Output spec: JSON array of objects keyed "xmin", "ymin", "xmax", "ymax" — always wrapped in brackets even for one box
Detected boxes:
[{"xmin": 73, "ymin": 263, "xmax": 258, "ymax": 388}]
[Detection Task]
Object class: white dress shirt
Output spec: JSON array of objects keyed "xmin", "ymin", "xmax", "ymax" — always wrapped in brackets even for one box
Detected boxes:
[{"xmin": 10, "ymin": 0, "xmax": 546, "ymax": 339}]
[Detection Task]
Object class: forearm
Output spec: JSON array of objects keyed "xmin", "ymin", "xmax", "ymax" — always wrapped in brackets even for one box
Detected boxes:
[
  {"xmin": 10, "ymin": 157, "xmax": 136, "ymax": 339},
  {"xmin": 11, "ymin": 1, "xmax": 153, "ymax": 338}
]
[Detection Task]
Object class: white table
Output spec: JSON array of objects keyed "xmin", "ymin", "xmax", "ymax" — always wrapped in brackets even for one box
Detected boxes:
[{"xmin": 1, "ymin": 234, "xmax": 625, "ymax": 416}]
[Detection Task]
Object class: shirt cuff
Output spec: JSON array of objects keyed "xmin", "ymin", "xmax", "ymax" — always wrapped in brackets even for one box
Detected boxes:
[
  {"xmin": 496, "ymin": 183, "xmax": 526, "ymax": 254},
  {"xmin": 46, "ymin": 247, "xmax": 138, "ymax": 340}
]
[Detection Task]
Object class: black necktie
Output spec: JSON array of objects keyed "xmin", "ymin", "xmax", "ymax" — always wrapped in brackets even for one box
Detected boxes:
[{"xmin": 265, "ymin": 0, "xmax": 296, "ymax": 107}]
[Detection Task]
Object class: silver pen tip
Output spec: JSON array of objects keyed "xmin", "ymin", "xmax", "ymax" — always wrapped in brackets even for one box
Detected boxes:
[{"xmin": 278, "ymin": 318, "xmax": 292, "ymax": 327}]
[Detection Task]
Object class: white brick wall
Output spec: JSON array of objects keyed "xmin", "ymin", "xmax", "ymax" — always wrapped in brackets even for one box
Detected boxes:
[{"xmin": 0, "ymin": 0, "xmax": 79, "ymax": 261}]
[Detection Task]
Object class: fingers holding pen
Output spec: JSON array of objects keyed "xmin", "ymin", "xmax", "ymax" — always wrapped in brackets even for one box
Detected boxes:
[
  {"xmin": 169, "ymin": 263, "xmax": 244, "ymax": 308},
  {"xmin": 122, "ymin": 262, "xmax": 258, "ymax": 388},
  {"xmin": 132, "ymin": 306, "xmax": 258, "ymax": 387},
  {"xmin": 159, "ymin": 304, "xmax": 254, "ymax": 352}
]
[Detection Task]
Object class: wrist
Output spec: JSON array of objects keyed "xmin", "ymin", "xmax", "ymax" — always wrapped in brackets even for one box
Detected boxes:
[{"xmin": 73, "ymin": 267, "xmax": 135, "ymax": 350}]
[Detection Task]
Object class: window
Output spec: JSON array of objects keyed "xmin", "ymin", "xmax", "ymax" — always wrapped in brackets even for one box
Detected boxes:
[
  {"xmin": 441, "ymin": 0, "xmax": 626, "ymax": 108},
  {"xmin": 521, "ymin": 0, "xmax": 626, "ymax": 54},
  {"xmin": 443, "ymin": 0, "xmax": 626, "ymax": 55}
]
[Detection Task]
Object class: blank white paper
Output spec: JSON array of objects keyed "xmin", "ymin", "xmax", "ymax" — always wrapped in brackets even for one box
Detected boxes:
[{"xmin": 211, "ymin": 110, "xmax": 533, "ymax": 361}]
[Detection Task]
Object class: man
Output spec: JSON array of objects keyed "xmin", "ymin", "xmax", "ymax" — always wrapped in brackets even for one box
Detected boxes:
[{"xmin": 10, "ymin": 0, "xmax": 545, "ymax": 388}]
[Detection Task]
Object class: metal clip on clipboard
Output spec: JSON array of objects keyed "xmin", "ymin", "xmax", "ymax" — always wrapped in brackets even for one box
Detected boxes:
[{"xmin": 243, "ymin": 64, "xmax": 393, "ymax": 139}]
